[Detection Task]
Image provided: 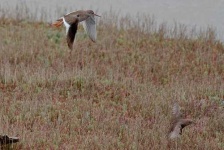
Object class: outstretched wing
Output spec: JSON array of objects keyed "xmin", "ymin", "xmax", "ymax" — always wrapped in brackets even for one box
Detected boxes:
[
  {"xmin": 66, "ymin": 20, "xmax": 79, "ymax": 50},
  {"xmin": 169, "ymin": 123, "xmax": 181, "ymax": 139},
  {"xmin": 82, "ymin": 15, "xmax": 97, "ymax": 42},
  {"xmin": 172, "ymin": 103, "xmax": 182, "ymax": 119}
]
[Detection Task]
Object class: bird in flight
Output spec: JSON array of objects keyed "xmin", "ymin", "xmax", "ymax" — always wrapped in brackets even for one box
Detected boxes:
[
  {"xmin": 168, "ymin": 103, "xmax": 194, "ymax": 139},
  {"xmin": 52, "ymin": 10, "xmax": 101, "ymax": 50}
]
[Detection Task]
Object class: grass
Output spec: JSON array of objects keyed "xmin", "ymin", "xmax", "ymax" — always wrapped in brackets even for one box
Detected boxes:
[{"xmin": 0, "ymin": 5, "xmax": 224, "ymax": 150}]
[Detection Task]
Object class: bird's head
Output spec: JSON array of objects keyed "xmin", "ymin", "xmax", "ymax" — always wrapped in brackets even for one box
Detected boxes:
[
  {"xmin": 75, "ymin": 10, "xmax": 100, "ymax": 22},
  {"xmin": 86, "ymin": 10, "xmax": 101, "ymax": 17}
]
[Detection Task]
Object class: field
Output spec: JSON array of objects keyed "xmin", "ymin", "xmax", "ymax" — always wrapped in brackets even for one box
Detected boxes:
[{"xmin": 0, "ymin": 6, "xmax": 224, "ymax": 150}]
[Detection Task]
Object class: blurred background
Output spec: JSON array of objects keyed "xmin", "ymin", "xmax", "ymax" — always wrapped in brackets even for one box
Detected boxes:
[{"xmin": 1, "ymin": 0, "xmax": 224, "ymax": 41}]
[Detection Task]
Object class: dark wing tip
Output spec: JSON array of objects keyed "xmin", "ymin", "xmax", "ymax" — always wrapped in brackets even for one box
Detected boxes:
[
  {"xmin": 67, "ymin": 38, "xmax": 73, "ymax": 50},
  {"xmin": 90, "ymin": 38, "xmax": 96, "ymax": 42}
]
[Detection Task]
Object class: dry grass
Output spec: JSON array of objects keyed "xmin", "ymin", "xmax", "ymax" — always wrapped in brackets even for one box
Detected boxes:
[{"xmin": 0, "ymin": 6, "xmax": 224, "ymax": 150}]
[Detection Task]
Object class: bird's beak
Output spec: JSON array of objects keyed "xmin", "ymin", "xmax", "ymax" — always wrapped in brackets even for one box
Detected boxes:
[{"xmin": 94, "ymin": 13, "xmax": 101, "ymax": 17}]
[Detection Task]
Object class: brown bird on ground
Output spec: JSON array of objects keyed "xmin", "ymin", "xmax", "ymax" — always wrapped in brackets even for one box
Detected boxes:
[
  {"xmin": 52, "ymin": 10, "xmax": 101, "ymax": 50},
  {"xmin": 168, "ymin": 103, "xmax": 194, "ymax": 139},
  {"xmin": 0, "ymin": 135, "xmax": 19, "ymax": 145}
]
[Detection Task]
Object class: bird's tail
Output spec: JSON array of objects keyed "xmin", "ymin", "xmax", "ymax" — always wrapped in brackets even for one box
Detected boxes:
[{"xmin": 51, "ymin": 18, "xmax": 63, "ymax": 27}]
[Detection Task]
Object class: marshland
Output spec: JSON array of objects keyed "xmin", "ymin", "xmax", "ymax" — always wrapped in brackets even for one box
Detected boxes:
[{"xmin": 0, "ymin": 2, "xmax": 224, "ymax": 150}]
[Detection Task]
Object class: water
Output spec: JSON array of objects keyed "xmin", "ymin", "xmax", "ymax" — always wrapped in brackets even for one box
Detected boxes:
[{"xmin": 1, "ymin": 0, "xmax": 224, "ymax": 40}]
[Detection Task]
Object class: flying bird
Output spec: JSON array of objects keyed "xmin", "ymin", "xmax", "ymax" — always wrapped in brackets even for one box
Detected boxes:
[
  {"xmin": 0, "ymin": 135, "xmax": 19, "ymax": 145},
  {"xmin": 52, "ymin": 10, "xmax": 101, "ymax": 49},
  {"xmin": 168, "ymin": 103, "xmax": 194, "ymax": 139}
]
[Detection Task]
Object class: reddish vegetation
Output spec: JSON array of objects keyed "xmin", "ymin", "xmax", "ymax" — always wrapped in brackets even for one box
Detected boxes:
[{"xmin": 0, "ymin": 8, "xmax": 223, "ymax": 149}]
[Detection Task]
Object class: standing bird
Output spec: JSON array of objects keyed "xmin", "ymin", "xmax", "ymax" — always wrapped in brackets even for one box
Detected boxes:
[
  {"xmin": 168, "ymin": 103, "xmax": 194, "ymax": 139},
  {"xmin": 0, "ymin": 135, "xmax": 19, "ymax": 145},
  {"xmin": 52, "ymin": 10, "xmax": 100, "ymax": 49}
]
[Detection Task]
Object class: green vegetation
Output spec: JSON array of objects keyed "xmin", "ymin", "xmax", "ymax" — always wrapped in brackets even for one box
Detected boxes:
[{"xmin": 0, "ymin": 6, "xmax": 223, "ymax": 149}]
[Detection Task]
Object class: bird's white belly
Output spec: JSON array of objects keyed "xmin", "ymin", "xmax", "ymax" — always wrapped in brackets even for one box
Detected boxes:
[{"xmin": 62, "ymin": 17, "xmax": 70, "ymax": 34}]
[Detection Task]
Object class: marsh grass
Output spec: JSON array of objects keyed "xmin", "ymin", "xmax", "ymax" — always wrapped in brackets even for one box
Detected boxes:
[{"xmin": 0, "ymin": 4, "xmax": 224, "ymax": 150}]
